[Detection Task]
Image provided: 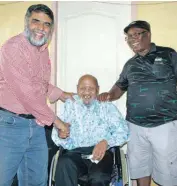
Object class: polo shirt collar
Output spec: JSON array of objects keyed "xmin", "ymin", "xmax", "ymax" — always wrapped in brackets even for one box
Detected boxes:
[{"xmin": 132, "ymin": 43, "xmax": 156, "ymax": 59}]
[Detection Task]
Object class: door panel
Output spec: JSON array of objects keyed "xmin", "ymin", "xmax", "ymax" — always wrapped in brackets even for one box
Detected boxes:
[{"xmin": 56, "ymin": 1, "xmax": 133, "ymax": 117}]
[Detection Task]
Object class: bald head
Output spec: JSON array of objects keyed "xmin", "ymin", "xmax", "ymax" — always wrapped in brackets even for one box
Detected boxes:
[
  {"xmin": 78, "ymin": 74, "xmax": 99, "ymax": 87},
  {"xmin": 77, "ymin": 74, "xmax": 99, "ymax": 105}
]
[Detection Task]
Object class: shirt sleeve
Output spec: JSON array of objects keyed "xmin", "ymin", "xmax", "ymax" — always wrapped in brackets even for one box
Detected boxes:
[
  {"xmin": 171, "ymin": 50, "xmax": 177, "ymax": 79},
  {"xmin": 47, "ymin": 83, "xmax": 63, "ymax": 103},
  {"xmin": 103, "ymin": 103, "xmax": 129, "ymax": 148},
  {"xmin": 115, "ymin": 63, "xmax": 129, "ymax": 91},
  {"xmin": 0, "ymin": 41, "xmax": 56, "ymax": 126}
]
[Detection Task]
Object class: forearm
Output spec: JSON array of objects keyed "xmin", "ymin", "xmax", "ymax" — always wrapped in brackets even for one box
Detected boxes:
[
  {"xmin": 53, "ymin": 116, "xmax": 63, "ymax": 128},
  {"xmin": 104, "ymin": 104, "xmax": 129, "ymax": 147},
  {"xmin": 109, "ymin": 85, "xmax": 125, "ymax": 101}
]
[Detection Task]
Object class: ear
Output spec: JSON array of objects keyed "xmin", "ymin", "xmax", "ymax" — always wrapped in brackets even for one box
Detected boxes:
[{"xmin": 147, "ymin": 32, "xmax": 151, "ymax": 39}]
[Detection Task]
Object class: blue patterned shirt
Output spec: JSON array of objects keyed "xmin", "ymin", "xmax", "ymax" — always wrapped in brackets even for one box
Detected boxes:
[{"xmin": 52, "ymin": 95, "xmax": 129, "ymax": 150}]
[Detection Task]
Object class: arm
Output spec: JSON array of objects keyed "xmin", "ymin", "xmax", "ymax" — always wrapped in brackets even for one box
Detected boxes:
[
  {"xmin": 47, "ymin": 83, "xmax": 75, "ymax": 103},
  {"xmin": 92, "ymin": 103, "xmax": 129, "ymax": 161},
  {"xmin": 52, "ymin": 99, "xmax": 74, "ymax": 148},
  {"xmin": 47, "ymin": 83, "xmax": 63, "ymax": 103},
  {"xmin": 103, "ymin": 103, "xmax": 129, "ymax": 148},
  {"xmin": 109, "ymin": 85, "xmax": 125, "ymax": 101},
  {"xmin": 97, "ymin": 63, "xmax": 128, "ymax": 102}
]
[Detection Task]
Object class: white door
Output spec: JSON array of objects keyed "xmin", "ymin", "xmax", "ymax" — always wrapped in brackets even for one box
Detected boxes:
[{"xmin": 56, "ymin": 1, "xmax": 133, "ymax": 117}]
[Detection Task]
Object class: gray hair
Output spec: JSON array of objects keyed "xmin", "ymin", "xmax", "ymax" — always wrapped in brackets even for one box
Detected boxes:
[{"xmin": 25, "ymin": 4, "xmax": 54, "ymax": 26}]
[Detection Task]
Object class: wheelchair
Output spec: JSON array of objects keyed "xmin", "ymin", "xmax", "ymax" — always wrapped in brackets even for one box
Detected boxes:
[{"xmin": 49, "ymin": 146, "xmax": 130, "ymax": 186}]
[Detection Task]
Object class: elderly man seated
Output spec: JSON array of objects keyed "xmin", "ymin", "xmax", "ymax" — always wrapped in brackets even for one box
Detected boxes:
[{"xmin": 52, "ymin": 74, "xmax": 129, "ymax": 186}]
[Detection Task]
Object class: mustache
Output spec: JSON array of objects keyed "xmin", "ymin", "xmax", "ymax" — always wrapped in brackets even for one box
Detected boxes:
[{"xmin": 33, "ymin": 29, "xmax": 46, "ymax": 35}]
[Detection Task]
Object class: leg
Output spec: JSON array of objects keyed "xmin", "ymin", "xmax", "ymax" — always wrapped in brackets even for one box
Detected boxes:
[
  {"xmin": 88, "ymin": 150, "xmax": 113, "ymax": 186},
  {"xmin": 150, "ymin": 121, "xmax": 177, "ymax": 186},
  {"xmin": 0, "ymin": 111, "xmax": 29, "ymax": 186},
  {"xmin": 127, "ymin": 122, "xmax": 152, "ymax": 186},
  {"xmin": 55, "ymin": 151, "xmax": 88, "ymax": 186},
  {"xmin": 18, "ymin": 120, "xmax": 48, "ymax": 186},
  {"xmin": 137, "ymin": 176, "xmax": 151, "ymax": 186}
]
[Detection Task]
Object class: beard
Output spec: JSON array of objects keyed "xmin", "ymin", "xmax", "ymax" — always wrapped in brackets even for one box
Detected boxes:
[{"xmin": 24, "ymin": 25, "xmax": 51, "ymax": 47}]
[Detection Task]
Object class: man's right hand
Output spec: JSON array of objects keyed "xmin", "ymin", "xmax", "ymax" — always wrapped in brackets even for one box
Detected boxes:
[
  {"xmin": 58, "ymin": 123, "xmax": 70, "ymax": 139},
  {"xmin": 97, "ymin": 92, "xmax": 110, "ymax": 102},
  {"xmin": 54, "ymin": 118, "xmax": 70, "ymax": 138}
]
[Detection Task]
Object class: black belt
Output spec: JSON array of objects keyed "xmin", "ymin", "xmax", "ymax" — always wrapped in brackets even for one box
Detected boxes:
[{"xmin": 0, "ymin": 107, "xmax": 35, "ymax": 119}]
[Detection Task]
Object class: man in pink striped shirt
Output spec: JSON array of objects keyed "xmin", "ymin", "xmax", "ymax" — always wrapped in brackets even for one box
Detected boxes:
[{"xmin": 0, "ymin": 4, "xmax": 72, "ymax": 186}]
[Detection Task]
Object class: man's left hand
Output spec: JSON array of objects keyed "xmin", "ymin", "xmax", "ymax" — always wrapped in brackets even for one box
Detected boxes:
[
  {"xmin": 60, "ymin": 91, "xmax": 76, "ymax": 102},
  {"xmin": 92, "ymin": 140, "xmax": 108, "ymax": 161}
]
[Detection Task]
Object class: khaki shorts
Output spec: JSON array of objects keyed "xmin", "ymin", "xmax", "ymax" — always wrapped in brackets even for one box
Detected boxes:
[{"xmin": 127, "ymin": 121, "xmax": 177, "ymax": 186}]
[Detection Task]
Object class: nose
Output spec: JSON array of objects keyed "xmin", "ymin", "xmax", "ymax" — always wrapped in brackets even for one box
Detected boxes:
[
  {"xmin": 37, "ymin": 22, "xmax": 44, "ymax": 31},
  {"xmin": 128, "ymin": 37, "xmax": 139, "ymax": 43}
]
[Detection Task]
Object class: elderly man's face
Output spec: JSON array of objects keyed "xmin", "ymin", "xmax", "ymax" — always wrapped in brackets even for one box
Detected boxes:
[
  {"xmin": 77, "ymin": 77, "xmax": 99, "ymax": 105},
  {"xmin": 125, "ymin": 27, "xmax": 151, "ymax": 54},
  {"xmin": 25, "ymin": 12, "xmax": 53, "ymax": 46}
]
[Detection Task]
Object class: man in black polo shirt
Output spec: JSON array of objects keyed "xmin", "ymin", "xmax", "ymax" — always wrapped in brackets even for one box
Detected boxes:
[{"xmin": 98, "ymin": 20, "xmax": 177, "ymax": 186}]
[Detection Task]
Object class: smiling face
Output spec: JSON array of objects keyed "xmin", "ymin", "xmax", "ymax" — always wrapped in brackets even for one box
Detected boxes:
[
  {"xmin": 25, "ymin": 11, "xmax": 53, "ymax": 46},
  {"xmin": 77, "ymin": 75, "xmax": 99, "ymax": 105},
  {"xmin": 126, "ymin": 27, "xmax": 151, "ymax": 55}
]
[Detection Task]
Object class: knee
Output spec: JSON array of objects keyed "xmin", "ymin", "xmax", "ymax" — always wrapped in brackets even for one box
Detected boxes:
[
  {"xmin": 88, "ymin": 172, "xmax": 111, "ymax": 185},
  {"xmin": 57, "ymin": 156, "xmax": 73, "ymax": 169},
  {"xmin": 56, "ymin": 155, "xmax": 78, "ymax": 174}
]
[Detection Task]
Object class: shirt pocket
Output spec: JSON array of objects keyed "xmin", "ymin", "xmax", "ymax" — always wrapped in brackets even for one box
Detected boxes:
[{"xmin": 152, "ymin": 60, "xmax": 173, "ymax": 80}]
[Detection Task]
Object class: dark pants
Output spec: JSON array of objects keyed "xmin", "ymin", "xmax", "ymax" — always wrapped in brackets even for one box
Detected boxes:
[
  {"xmin": 45, "ymin": 126, "xmax": 58, "ymax": 185},
  {"xmin": 55, "ymin": 147, "xmax": 113, "ymax": 186},
  {"xmin": 12, "ymin": 175, "xmax": 18, "ymax": 186}
]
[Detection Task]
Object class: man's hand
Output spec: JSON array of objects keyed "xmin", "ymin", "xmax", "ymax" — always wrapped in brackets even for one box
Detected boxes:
[
  {"xmin": 60, "ymin": 91, "xmax": 76, "ymax": 102},
  {"xmin": 58, "ymin": 123, "xmax": 70, "ymax": 139},
  {"xmin": 92, "ymin": 140, "xmax": 108, "ymax": 161},
  {"xmin": 97, "ymin": 92, "xmax": 110, "ymax": 102},
  {"xmin": 54, "ymin": 118, "xmax": 70, "ymax": 138}
]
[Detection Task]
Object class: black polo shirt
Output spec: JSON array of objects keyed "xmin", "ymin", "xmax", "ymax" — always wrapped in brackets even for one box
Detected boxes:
[{"xmin": 116, "ymin": 43, "xmax": 177, "ymax": 127}]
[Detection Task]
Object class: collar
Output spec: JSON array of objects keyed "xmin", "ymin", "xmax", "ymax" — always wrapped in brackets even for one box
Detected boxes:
[{"xmin": 132, "ymin": 43, "xmax": 156, "ymax": 59}]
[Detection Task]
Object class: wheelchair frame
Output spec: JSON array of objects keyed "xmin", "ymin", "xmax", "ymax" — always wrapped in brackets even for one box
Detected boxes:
[{"xmin": 49, "ymin": 146, "xmax": 131, "ymax": 186}]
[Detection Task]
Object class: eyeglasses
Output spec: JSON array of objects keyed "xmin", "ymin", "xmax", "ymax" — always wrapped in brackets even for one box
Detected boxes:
[{"xmin": 125, "ymin": 31, "xmax": 147, "ymax": 41}]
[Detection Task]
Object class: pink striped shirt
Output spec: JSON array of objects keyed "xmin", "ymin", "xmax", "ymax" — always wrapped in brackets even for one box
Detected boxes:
[{"xmin": 0, "ymin": 33, "xmax": 63, "ymax": 126}]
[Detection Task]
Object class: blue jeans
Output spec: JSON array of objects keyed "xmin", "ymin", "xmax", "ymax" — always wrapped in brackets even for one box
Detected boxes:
[{"xmin": 0, "ymin": 110, "xmax": 48, "ymax": 186}]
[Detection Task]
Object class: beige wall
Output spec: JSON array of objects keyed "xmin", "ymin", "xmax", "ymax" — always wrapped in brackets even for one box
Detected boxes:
[
  {"xmin": 0, "ymin": 1, "xmax": 52, "ymax": 45},
  {"xmin": 136, "ymin": 1, "xmax": 177, "ymax": 50}
]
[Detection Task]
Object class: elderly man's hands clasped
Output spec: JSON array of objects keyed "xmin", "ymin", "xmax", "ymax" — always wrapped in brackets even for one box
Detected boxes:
[
  {"xmin": 58, "ymin": 123, "xmax": 70, "ymax": 139},
  {"xmin": 54, "ymin": 117, "xmax": 70, "ymax": 139}
]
